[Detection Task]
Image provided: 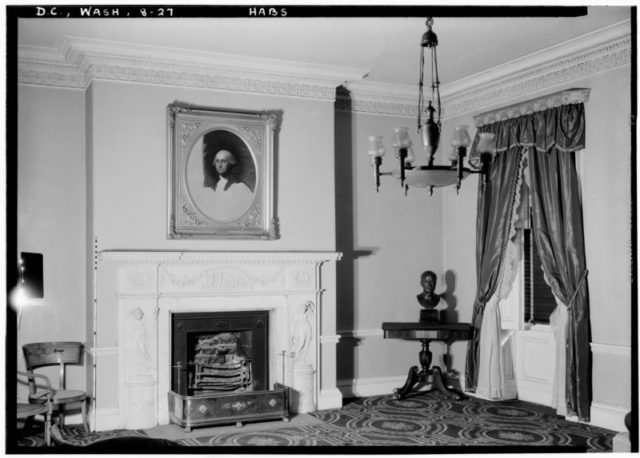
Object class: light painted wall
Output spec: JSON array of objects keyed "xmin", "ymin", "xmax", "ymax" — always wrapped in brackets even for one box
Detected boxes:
[
  {"xmin": 580, "ymin": 65, "xmax": 632, "ymax": 415},
  {"xmin": 16, "ymin": 56, "xmax": 632, "ymax": 420},
  {"xmin": 442, "ymin": 65, "xmax": 633, "ymax": 415},
  {"xmin": 89, "ymin": 80, "xmax": 336, "ymax": 252},
  {"xmin": 16, "ymin": 85, "xmax": 87, "ymax": 395},
  {"xmin": 335, "ymin": 108, "xmax": 447, "ymax": 385}
]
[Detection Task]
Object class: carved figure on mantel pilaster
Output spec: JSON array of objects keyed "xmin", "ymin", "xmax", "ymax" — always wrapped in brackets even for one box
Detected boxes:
[
  {"xmin": 126, "ymin": 307, "xmax": 154, "ymax": 377},
  {"xmin": 289, "ymin": 301, "xmax": 314, "ymax": 365}
]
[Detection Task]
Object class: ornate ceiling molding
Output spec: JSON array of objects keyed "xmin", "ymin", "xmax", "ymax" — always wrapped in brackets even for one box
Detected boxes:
[
  {"xmin": 18, "ymin": 37, "xmax": 368, "ymax": 100},
  {"xmin": 337, "ymin": 81, "xmax": 417, "ymax": 117},
  {"xmin": 345, "ymin": 20, "xmax": 631, "ymax": 118},
  {"xmin": 18, "ymin": 20, "xmax": 631, "ymax": 109},
  {"xmin": 18, "ymin": 45, "xmax": 88, "ymax": 89}
]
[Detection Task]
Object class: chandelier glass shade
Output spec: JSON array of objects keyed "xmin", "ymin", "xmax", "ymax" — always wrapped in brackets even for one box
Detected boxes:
[{"xmin": 367, "ymin": 17, "xmax": 495, "ymax": 195}]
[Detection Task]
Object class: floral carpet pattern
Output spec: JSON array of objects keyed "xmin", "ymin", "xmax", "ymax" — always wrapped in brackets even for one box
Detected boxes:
[
  {"xmin": 14, "ymin": 393, "xmax": 616, "ymax": 451},
  {"xmin": 178, "ymin": 393, "xmax": 615, "ymax": 451}
]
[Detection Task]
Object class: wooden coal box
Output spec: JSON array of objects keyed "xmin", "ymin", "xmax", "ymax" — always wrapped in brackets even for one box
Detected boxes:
[{"xmin": 168, "ymin": 383, "xmax": 289, "ymax": 431}]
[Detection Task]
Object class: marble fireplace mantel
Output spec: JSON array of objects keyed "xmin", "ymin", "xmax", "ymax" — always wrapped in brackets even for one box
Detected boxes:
[{"xmin": 90, "ymin": 251, "xmax": 342, "ymax": 431}]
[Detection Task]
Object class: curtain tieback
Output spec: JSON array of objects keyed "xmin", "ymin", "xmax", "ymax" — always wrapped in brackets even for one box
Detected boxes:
[{"xmin": 566, "ymin": 269, "xmax": 588, "ymax": 311}]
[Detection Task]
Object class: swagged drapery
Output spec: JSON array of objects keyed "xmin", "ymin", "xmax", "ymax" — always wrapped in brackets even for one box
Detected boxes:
[{"xmin": 465, "ymin": 99, "xmax": 591, "ymax": 421}]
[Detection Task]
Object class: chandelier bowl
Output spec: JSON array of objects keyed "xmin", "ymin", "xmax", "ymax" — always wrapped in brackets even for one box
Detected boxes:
[{"xmin": 392, "ymin": 166, "xmax": 472, "ymax": 188}]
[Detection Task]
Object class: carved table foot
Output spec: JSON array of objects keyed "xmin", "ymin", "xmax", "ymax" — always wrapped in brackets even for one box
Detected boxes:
[
  {"xmin": 393, "ymin": 365, "xmax": 420, "ymax": 400},
  {"xmin": 428, "ymin": 366, "xmax": 464, "ymax": 400}
]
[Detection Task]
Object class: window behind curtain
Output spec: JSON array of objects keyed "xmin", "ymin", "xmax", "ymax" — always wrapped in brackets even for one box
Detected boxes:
[{"xmin": 523, "ymin": 227, "xmax": 557, "ymax": 324}]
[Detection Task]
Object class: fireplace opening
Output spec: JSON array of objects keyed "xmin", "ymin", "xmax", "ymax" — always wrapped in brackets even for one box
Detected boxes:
[{"xmin": 171, "ymin": 311, "xmax": 269, "ymax": 396}]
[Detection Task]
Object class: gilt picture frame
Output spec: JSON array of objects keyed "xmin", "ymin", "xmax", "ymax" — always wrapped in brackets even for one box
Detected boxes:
[{"xmin": 168, "ymin": 102, "xmax": 278, "ymax": 239}]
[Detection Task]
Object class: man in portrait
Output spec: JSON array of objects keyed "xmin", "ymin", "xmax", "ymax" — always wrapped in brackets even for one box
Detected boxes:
[{"xmin": 188, "ymin": 129, "xmax": 256, "ymax": 221}]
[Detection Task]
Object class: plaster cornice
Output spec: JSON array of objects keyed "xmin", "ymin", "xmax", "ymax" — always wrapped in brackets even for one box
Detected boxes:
[
  {"xmin": 345, "ymin": 20, "xmax": 631, "ymax": 118},
  {"xmin": 18, "ymin": 20, "xmax": 631, "ymax": 109},
  {"xmin": 19, "ymin": 37, "xmax": 369, "ymax": 100}
]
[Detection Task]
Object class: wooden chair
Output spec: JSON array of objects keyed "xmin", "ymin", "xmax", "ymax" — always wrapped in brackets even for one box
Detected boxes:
[
  {"xmin": 17, "ymin": 370, "xmax": 53, "ymax": 446},
  {"xmin": 22, "ymin": 342, "xmax": 90, "ymax": 433}
]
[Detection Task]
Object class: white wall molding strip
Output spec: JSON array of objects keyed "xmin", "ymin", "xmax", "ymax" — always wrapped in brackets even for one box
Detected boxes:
[
  {"xmin": 320, "ymin": 335, "xmax": 341, "ymax": 344},
  {"xmin": 590, "ymin": 342, "xmax": 632, "ymax": 356},
  {"xmin": 89, "ymin": 346, "xmax": 118, "ymax": 357},
  {"xmin": 337, "ymin": 328, "xmax": 384, "ymax": 339},
  {"xmin": 19, "ymin": 37, "xmax": 368, "ymax": 100}
]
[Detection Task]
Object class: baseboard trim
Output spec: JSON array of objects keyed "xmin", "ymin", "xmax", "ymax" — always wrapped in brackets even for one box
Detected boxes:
[
  {"xmin": 337, "ymin": 375, "xmax": 407, "ymax": 398},
  {"xmin": 317, "ymin": 388, "xmax": 343, "ymax": 410},
  {"xmin": 590, "ymin": 402, "xmax": 629, "ymax": 432},
  {"xmin": 512, "ymin": 387, "xmax": 552, "ymax": 406},
  {"xmin": 93, "ymin": 407, "xmax": 121, "ymax": 432}
]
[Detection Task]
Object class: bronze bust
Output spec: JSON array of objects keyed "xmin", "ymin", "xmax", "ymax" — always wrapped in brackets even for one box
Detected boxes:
[{"xmin": 417, "ymin": 270, "xmax": 440, "ymax": 322}]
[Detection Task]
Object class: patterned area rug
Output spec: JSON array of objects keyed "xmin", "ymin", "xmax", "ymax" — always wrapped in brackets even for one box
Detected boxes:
[
  {"xmin": 14, "ymin": 393, "xmax": 616, "ymax": 451},
  {"xmin": 14, "ymin": 423, "xmax": 149, "ymax": 448},
  {"xmin": 178, "ymin": 393, "xmax": 615, "ymax": 451}
]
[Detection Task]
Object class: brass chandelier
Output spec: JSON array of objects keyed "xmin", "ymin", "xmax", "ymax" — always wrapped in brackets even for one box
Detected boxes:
[{"xmin": 367, "ymin": 17, "xmax": 496, "ymax": 195}]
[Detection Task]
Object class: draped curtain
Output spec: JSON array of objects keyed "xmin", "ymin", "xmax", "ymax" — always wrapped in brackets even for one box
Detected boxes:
[
  {"xmin": 465, "ymin": 103, "xmax": 591, "ymax": 421},
  {"xmin": 464, "ymin": 141, "xmax": 523, "ymax": 392}
]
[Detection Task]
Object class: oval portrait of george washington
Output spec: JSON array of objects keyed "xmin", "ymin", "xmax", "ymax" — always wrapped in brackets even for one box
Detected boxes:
[{"xmin": 186, "ymin": 129, "xmax": 257, "ymax": 222}]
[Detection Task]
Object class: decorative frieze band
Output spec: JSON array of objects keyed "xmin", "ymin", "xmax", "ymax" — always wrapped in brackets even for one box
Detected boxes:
[
  {"xmin": 100, "ymin": 250, "xmax": 341, "ymax": 295},
  {"xmin": 18, "ymin": 48, "xmax": 87, "ymax": 89},
  {"xmin": 18, "ymin": 37, "xmax": 367, "ymax": 100},
  {"xmin": 18, "ymin": 20, "xmax": 630, "ymax": 112}
]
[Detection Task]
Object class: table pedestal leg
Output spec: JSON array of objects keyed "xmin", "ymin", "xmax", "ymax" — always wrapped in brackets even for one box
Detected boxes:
[
  {"xmin": 393, "ymin": 366, "xmax": 420, "ymax": 400},
  {"xmin": 393, "ymin": 339, "xmax": 465, "ymax": 401}
]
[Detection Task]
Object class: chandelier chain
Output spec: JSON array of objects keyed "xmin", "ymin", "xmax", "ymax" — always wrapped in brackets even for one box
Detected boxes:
[{"xmin": 418, "ymin": 46, "xmax": 426, "ymax": 132}]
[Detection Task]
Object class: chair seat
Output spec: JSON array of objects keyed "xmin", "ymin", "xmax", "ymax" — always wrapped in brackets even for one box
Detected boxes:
[
  {"xmin": 31, "ymin": 390, "xmax": 87, "ymax": 405},
  {"xmin": 17, "ymin": 402, "xmax": 49, "ymax": 419}
]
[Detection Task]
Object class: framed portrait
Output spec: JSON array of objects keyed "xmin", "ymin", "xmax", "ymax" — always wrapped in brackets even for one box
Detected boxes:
[{"xmin": 168, "ymin": 102, "xmax": 279, "ymax": 239}]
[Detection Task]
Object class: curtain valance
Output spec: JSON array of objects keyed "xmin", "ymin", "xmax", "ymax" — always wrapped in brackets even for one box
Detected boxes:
[
  {"xmin": 470, "ymin": 88, "xmax": 590, "ymax": 155},
  {"xmin": 471, "ymin": 103, "xmax": 585, "ymax": 155}
]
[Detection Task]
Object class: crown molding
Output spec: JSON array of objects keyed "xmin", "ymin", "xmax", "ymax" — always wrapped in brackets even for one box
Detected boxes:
[
  {"xmin": 18, "ymin": 20, "xmax": 631, "ymax": 108},
  {"xmin": 19, "ymin": 37, "xmax": 368, "ymax": 100},
  {"xmin": 339, "ymin": 81, "xmax": 418, "ymax": 118},
  {"xmin": 345, "ymin": 20, "xmax": 631, "ymax": 118},
  {"xmin": 18, "ymin": 45, "xmax": 88, "ymax": 89}
]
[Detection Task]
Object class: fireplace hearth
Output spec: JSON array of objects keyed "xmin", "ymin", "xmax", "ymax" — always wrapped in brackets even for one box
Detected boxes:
[
  {"xmin": 170, "ymin": 311, "xmax": 291, "ymax": 430},
  {"xmin": 171, "ymin": 311, "xmax": 269, "ymax": 396}
]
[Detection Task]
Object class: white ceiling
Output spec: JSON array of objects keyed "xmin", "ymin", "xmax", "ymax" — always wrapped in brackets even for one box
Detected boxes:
[{"xmin": 17, "ymin": 6, "xmax": 631, "ymax": 87}]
